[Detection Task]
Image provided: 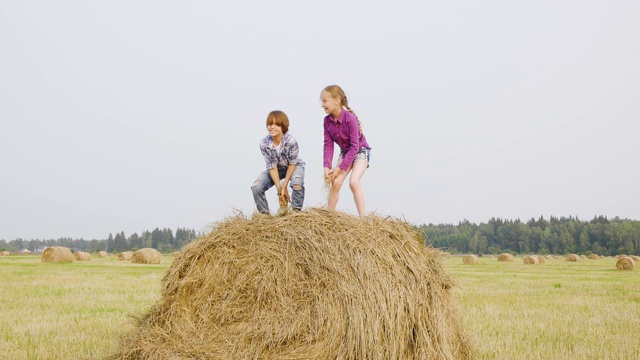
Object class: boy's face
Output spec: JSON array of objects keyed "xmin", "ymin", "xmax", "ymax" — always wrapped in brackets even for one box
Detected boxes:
[{"xmin": 267, "ymin": 122, "xmax": 283, "ymax": 139}]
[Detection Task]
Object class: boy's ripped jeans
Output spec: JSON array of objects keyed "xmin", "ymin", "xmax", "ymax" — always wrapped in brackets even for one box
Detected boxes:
[{"xmin": 251, "ymin": 165, "xmax": 305, "ymax": 214}]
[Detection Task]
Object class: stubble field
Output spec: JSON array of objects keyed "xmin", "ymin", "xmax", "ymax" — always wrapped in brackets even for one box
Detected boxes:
[{"xmin": 1, "ymin": 253, "xmax": 638, "ymax": 359}]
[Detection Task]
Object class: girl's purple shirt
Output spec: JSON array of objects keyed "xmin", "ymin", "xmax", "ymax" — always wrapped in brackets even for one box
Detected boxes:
[{"xmin": 323, "ymin": 110, "xmax": 371, "ymax": 171}]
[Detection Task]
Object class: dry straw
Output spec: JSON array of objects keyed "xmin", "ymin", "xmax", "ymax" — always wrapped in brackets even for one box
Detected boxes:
[
  {"xmin": 112, "ymin": 208, "xmax": 473, "ymax": 360},
  {"xmin": 463, "ymin": 254, "xmax": 478, "ymax": 264},
  {"xmin": 616, "ymin": 257, "xmax": 635, "ymax": 271},
  {"xmin": 98, "ymin": 251, "xmax": 108, "ymax": 258},
  {"xmin": 587, "ymin": 254, "xmax": 600, "ymax": 260},
  {"xmin": 74, "ymin": 251, "xmax": 92, "ymax": 261},
  {"xmin": 497, "ymin": 253, "xmax": 514, "ymax": 262},
  {"xmin": 536, "ymin": 255, "xmax": 546, "ymax": 263},
  {"xmin": 118, "ymin": 251, "xmax": 133, "ymax": 261},
  {"xmin": 523, "ymin": 256, "xmax": 539, "ymax": 265},
  {"xmin": 131, "ymin": 248, "xmax": 162, "ymax": 264},
  {"xmin": 1, "ymin": 251, "xmax": 9, "ymax": 256},
  {"xmin": 41, "ymin": 246, "xmax": 74, "ymax": 263},
  {"xmin": 566, "ymin": 254, "xmax": 581, "ymax": 262}
]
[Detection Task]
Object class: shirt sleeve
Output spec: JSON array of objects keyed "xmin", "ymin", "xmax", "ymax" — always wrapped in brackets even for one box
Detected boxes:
[
  {"xmin": 260, "ymin": 139, "xmax": 276, "ymax": 170},
  {"xmin": 338, "ymin": 114, "xmax": 361, "ymax": 171},
  {"xmin": 285, "ymin": 136, "xmax": 300, "ymax": 165},
  {"xmin": 323, "ymin": 120, "xmax": 334, "ymax": 168}
]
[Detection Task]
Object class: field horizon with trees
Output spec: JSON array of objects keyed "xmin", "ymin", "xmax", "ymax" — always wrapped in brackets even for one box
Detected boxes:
[{"xmin": 2, "ymin": 214, "xmax": 639, "ymax": 257}]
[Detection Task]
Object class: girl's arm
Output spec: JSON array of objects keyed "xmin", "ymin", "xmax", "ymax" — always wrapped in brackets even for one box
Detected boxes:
[
  {"xmin": 323, "ymin": 121, "xmax": 334, "ymax": 170},
  {"xmin": 337, "ymin": 113, "xmax": 361, "ymax": 171}
]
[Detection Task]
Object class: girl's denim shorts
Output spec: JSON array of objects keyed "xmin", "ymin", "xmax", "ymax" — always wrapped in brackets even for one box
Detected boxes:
[{"xmin": 338, "ymin": 147, "xmax": 371, "ymax": 168}]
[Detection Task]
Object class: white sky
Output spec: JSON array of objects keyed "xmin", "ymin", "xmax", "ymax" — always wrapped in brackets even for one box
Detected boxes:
[{"xmin": 1, "ymin": 1, "xmax": 639, "ymax": 240}]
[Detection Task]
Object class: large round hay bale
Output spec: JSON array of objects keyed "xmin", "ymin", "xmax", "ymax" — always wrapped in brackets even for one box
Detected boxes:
[
  {"xmin": 616, "ymin": 257, "xmax": 635, "ymax": 271},
  {"xmin": 566, "ymin": 254, "xmax": 580, "ymax": 262},
  {"xmin": 74, "ymin": 251, "xmax": 91, "ymax": 261},
  {"xmin": 131, "ymin": 248, "xmax": 161, "ymax": 264},
  {"xmin": 497, "ymin": 253, "xmax": 513, "ymax": 262},
  {"xmin": 1, "ymin": 251, "xmax": 10, "ymax": 256},
  {"xmin": 587, "ymin": 254, "xmax": 600, "ymax": 260},
  {"xmin": 113, "ymin": 209, "xmax": 473, "ymax": 359},
  {"xmin": 97, "ymin": 251, "xmax": 108, "ymax": 258},
  {"xmin": 117, "ymin": 251, "xmax": 133, "ymax": 261},
  {"xmin": 536, "ymin": 255, "xmax": 546, "ymax": 263},
  {"xmin": 523, "ymin": 256, "xmax": 539, "ymax": 265},
  {"xmin": 462, "ymin": 254, "xmax": 478, "ymax": 265},
  {"xmin": 41, "ymin": 246, "xmax": 74, "ymax": 263}
]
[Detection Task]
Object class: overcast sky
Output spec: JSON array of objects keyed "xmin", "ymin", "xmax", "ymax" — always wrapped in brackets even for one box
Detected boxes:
[{"xmin": 1, "ymin": 1, "xmax": 639, "ymax": 240}]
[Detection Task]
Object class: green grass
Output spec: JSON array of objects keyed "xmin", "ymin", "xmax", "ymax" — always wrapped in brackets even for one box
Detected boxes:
[{"xmin": 1, "ymin": 254, "xmax": 639, "ymax": 359}]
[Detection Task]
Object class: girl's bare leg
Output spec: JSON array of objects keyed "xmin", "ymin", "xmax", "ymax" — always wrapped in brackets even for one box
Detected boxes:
[
  {"xmin": 349, "ymin": 159, "xmax": 368, "ymax": 219},
  {"xmin": 328, "ymin": 167, "xmax": 350, "ymax": 209}
]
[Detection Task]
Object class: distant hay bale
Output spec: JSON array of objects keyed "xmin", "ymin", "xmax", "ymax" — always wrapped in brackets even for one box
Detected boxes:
[
  {"xmin": 1, "ymin": 251, "xmax": 9, "ymax": 256},
  {"xmin": 536, "ymin": 255, "xmax": 546, "ymax": 263},
  {"xmin": 580, "ymin": 255, "xmax": 587, "ymax": 259},
  {"xmin": 617, "ymin": 254, "xmax": 627, "ymax": 259},
  {"xmin": 616, "ymin": 257, "xmax": 635, "ymax": 271},
  {"xmin": 97, "ymin": 251, "xmax": 108, "ymax": 258},
  {"xmin": 131, "ymin": 248, "xmax": 162, "ymax": 264},
  {"xmin": 462, "ymin": 254, "xmax": 478, "ymax": 264},
  {"xmin": 630, "ymin": 256, "xmax": 640, "ymax": 262},
  {"xmin": 118, "ymin": 251, "xmax": 133, "ymax": 261},
  {"xmin": 41, "ymin": 246, "xmax": 74, "ymax": 263},
  {"xmin": 566, "ymin": 254, "xmax": 580, "ymax": 262},
  {"xmin": 74, "ymin": 251, "xmax": 92, "ymax": 261},
  {"xmin": 497, "ymin": 253, "xmax": 514, "ymax": 262},
  {"xmin": 554, "ymin": 256, "xmax": 563, "ymax": 260},
  {"xmin": 545, "ymin": 255, "xmax": 553, "ymax": 259},
  {"xmin": 112, "ymin": 208, "xmax": 473, "ymax": 359},
  {"xmin": 587, "ymin": 254, "xmax": 600, "ymax": 260},
  {"xmin": 523, "ymin": 256, "xmax": 539, "ymax": 265}
]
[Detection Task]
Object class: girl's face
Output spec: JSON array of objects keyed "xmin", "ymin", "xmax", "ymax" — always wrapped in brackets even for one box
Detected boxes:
[
  {"xmin": 320, "ymin": 91, "xmax": 341, "ymax": 115},
  {"xmin": 267, "ymin": 122, "xmax": 283, "ymax": 138}
]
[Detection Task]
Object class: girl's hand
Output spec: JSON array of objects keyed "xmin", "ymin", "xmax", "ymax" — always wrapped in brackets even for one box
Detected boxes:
[
  {"xmin": 331, "ymin": 167, "xmax": 342, "ymax": 179},
  {"xmin": 324, "ymin": 167, "xmax": 333, "ymax": 181}
]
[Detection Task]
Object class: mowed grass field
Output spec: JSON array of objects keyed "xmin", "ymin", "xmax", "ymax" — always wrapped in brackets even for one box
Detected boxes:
[{"xmin": 1, "ymin": 253, "xmax": 639, "ymax": 359}]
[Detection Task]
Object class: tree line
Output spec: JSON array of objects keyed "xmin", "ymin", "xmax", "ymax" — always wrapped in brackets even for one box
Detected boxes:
[
  {"xmin": 0, "ymin": 227, "xmax": 201, "ymax": 254},
  {"xmin": 419, "ymin": 215, "xmax": 640, "ymax": 256}
]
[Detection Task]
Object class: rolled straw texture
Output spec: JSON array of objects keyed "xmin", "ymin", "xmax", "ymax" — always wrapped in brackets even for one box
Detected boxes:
[
  {"xmin": 41, "ymin": 246, "xmax": 74, "ymax": 263},
  {"xmin": 616, "ymin": 257, "xmax": 635, "ymax": 271},
  {"xmin": 112, "ymin": 208, "xmax": 473, "ymax": 360},
  {"xmin": 497, "ymin": 253, "xmax": 513, "ymax": 262},
  {"xmin": 118, "ymin": 251, "xmax": 133, "ymax": 261},
  {"xmin": 523, "ymin": 256, "xmax": 539, "ymax": 265},
  {"xmin": 131, "ymin": 248, "xmax": 161, "ymax": 264},
  {"xmin": 74, "ymin": 251, "xmax": 91, "ymax": 261},
  {"xmin": 566, "ymin": 254, "xmax": 580, "ymax": 262},
  {"xmin": 462, "ymin": 254, "xmax": 478, "ymax": 265}
]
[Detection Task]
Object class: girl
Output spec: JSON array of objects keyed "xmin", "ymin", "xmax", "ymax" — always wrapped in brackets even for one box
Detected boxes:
[
  {"xmin": 320, "ymin": 85, "xmax": 371, "ymax": 219},
  {"xmin": 251, "ymin": 110, "xmax": 305, "ymax": 214}
]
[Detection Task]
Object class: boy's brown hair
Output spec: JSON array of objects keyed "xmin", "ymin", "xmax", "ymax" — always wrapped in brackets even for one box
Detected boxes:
[{"xmin": 266, "ymin": 110, "xmax": 289, "ymax": 134}]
